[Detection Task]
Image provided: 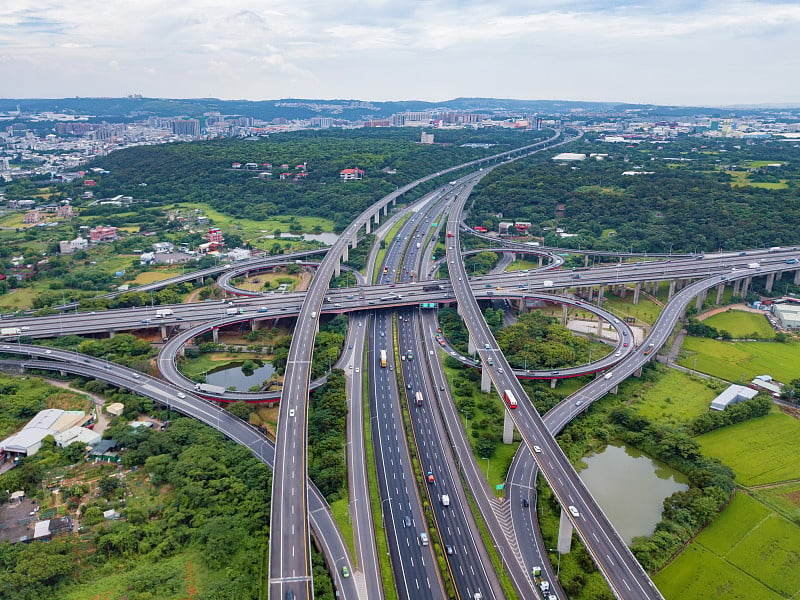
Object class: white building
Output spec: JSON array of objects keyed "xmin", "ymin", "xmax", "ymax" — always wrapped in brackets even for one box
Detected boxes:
[
  {"xmin": 772, "ymin": 303, "xmax": 800, "ymax": 329},
  {"xmin": 552, "ymin": 152, "xmax": 586, "ymax": 162},
  {"xmin": 228, "ymin": 248, "xmax": 252, "ymax": 261},
  {"xmin": 53, "ymin": 426, "xmax": 102, "ymax": 449},
  {"xmin": 70, "ymin": 237, "xmax": 88, "ymax": 251},
  {"xmin": 152, "ymin": 242, "xmax": 174, "ymax": 254},
  {"xmin": 710, "ymin": 385, "xmax": 759, "ymax": 411},
  {"xmin": 1, "ymin": 409, "xmax": 87, "ymax": 458}
]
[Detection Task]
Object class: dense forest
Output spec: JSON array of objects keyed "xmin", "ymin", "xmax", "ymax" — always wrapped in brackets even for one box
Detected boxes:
[
  {"xmin": 467, "ymin": 137, "xmax": 800, "ymax": 252},
  {"xmin": 73, "ymin": 129, "xmax": 547, "ymax": 231}
]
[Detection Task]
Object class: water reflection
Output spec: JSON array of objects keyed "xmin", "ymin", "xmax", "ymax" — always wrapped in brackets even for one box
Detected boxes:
[
  {"xmin": 578, "ymin": 443, "xmax": 689, "ymax": 544},
  {"xmin": 205, "ymin": 361, "xmax": 276, "ymax": 392}
]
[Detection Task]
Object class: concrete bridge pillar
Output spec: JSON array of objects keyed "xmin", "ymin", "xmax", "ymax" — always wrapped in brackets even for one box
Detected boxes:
[
  {"xmin": 619, "ymin": 284, "xmax": 627, "ymax": 299},
  {"xmin": 558, "ymin": 509, "xmax": 574, "ymax": 555},
  {"xmin": 503, "ymin": 409, "xmax": 515, "ymax": 444},
  {"xmin": 383, "ymin": 204, "xmax": 388, "ymax": 216},
  {"xmin": 212, "ymin": 329, "xmax": 219, "ymax": 342},
  {"xmin": 109, "ymin": 330, "xmax": 115, "ymax": 339},
  {"xmin": 250, "ymin": 319, "xmax": 257, "ymax": 332},
  {"xmin": 392, "ymin": 198, "xmax": 396, "ymax": 207},
  {"xmin": 538, "ymin": 256, "xmax": 543, "ymax": 267},
  {"xmin": 610, "ymin": 384, "xmax": 618, "ymax": 395},
  {"xmin": 695, "ymin": 291, "xmax": 706, "ymax": 312},
  {"xmin": 765, "ymin": 272, "xmax": 775, "ymax": 293},
  {"xmin": 794, "ymin": 269, "xmax": 800, "ymax": 285},
  {"xmin": 365, "ymin": 219, "xmax": 371, "ymax": 235},
  {"xmin": 481, "ymin": 368, "xmax": 492, "ymax": 393},
  {"xmin": 633, "ymin": 282, "xmax": 641, "ymax": 305},
  {"xmin": 584, "ymin": 255, "xmax": 589, "ymax": 268},
  {"xmin": 334, "ymin": 260, "xmax": 341, "ymax": 278},
  {"xmin": 551, "ymin": 378, "xmax": 558, "ymax": 389},
  {"xmin": 351, "ymin": 235, "xmax": 357, "ymax": 250},
  {"xmin": 160, "ymin": 325, "xmax": 167, "ymax": 340},
  {"xmin": 741, "ymin": 277, "xmax": 751, "ymax": 297},
  {"xmin": 668, "ymin": 280, "xmax": 676, "ymax": 300},
  {"xmin": 733, "ymin": 278, "xmax": 741, "ymax": 296},
  {"xmin": 196, "ymin": 276, "xmax": 204, "ymax": 285},
  {"xmin": 342, "ymin": 246, "xmax": 349, "ymax": 262},
  {"xmin": 716, "ymin": 282, "xmax": 725, "ymax": 305},
  {"xmin": 597, "ymin": 315, "xmax": 604, "ymax": 337},
  {"xmin": 468, "ymin": 335, "xmax": 476, "ymax": 355},
  {"xmin": 597, "ymin": 286, "xmax": 605, "ymax": 307},
  {"xmin": 562, "ymin": 304, "xmax": 568, "ymax": 325},
  {"xmin": 373, "ymin": 211, "xmax": 380, "ymax": 225},
  {"xmin": 634, "ymin": 367, "xmax": 643, "ymax": 377}
]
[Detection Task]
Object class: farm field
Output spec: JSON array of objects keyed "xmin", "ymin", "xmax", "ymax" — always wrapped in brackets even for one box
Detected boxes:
[
  {"xmin": 678, "ymin": 337, "xmax": 800, "ymax": 383},
  {"xmin": 131, "ymin": 268, "xmax": 185, "ymax": 284},
  {"xmin": 698, "ymin": 408, "xmax": 800, "ymax": 486},
  {"xmin": 702, "ymin": 309, "xmax": 774, "ymax": 339},
  {"xmin": 629, "ymin": 369, "xmax": 719, "ymax": 424},
  {"xmin": 506, "ymin": 258, "xmax": 540, "ymax": 272},
  {"xmin": 654, "ymin": 493, "xmax": 794, "ymax": 600}
]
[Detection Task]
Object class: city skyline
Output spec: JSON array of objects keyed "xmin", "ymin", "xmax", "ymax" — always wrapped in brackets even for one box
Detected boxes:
[{"xmin": 2, "ymin": 0, "xmax": 799, "ymax": 106}]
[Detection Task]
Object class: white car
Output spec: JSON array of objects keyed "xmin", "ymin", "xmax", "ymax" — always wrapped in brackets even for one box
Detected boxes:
[
  {"xmin": 533, "ymin": 446, "xmax": 542, "ymax": 453},
  {"xmin": 568, "ymin": 505, "xmax": 580, "ymax": 517},
  {"xmin": 289, "ymin": 409, "xmax": 295, "ymax": 417},
  {"xmin": 176, "ymin": 392, "xmax": 186, "ymax": 399}
]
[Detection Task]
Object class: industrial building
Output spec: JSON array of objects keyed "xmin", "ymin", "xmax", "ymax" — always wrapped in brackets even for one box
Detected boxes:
[
  {"xmin": 771, "ymin": 303, "xmax": 800, "ymax": 329},
  {"xmin": 710, "ymin": 385, "xmax": 759, "ymax": 411},
  {"xmin": 0, "ymin": 409, "xmax": 88, "ymax": 459}
]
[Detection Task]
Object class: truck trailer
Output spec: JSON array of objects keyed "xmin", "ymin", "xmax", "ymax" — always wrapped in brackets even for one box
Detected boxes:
[{"xmin": 194, "ymin": 383, "xmax": 227, "ymax": 395}]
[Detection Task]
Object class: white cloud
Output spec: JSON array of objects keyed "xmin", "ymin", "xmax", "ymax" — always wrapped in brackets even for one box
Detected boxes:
[{"xmin": 0, "ymin": 0, "xmax": 797, "ymax": 104}]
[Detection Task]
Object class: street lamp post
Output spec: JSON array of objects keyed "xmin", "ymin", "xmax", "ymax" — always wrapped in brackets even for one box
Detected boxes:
[{"xmin": 549, "ymin": 548, "xmax": 562, "ymax": 577}]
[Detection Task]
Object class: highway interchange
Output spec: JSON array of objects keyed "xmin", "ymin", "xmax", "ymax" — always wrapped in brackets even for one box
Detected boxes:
[{"xmin": 2, "ymin": 130, "xmax": 800, "ymax": 600}]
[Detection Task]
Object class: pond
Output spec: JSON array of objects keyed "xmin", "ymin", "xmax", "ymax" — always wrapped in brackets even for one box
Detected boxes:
[
  {"xmin": 205, "ymin": 361, "xmax": 276, "ymax": 392},
  {"xmin": 265, "ymin": 232, "xmax": 339, "ymax": 245},
  {"xmin": 578, "ymin": 442, "xmax": 690, "ymax": 544}
]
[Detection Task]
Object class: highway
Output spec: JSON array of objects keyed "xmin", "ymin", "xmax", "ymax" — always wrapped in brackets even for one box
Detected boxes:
[{"xmin": 446, "ymin": 173, "xmax": 666, "ymax": 599}]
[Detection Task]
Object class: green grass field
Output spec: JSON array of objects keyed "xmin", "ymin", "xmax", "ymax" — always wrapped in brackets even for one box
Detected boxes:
[
  {"xmin": 168, "ymin": 202, "xmax": 334, "ymax": 239},
  {"xmin": 600, "ymin": 293, "xmax": 663, "ymax": 325},
  {"xmin": 655, "ymin": 492, "xmax": 800, "ymax": 600},
  {"xmin": 506, "ymin": 259, "xmax": 540, "ymax": 272},
  {"xmin": 751, "ymin": 480, "xmax": 800, "ymax": 523},
  {"xmin": 630, "ymin": 369, "xmax": 719, "ymax": 425},
  {"xmin": 698, "ymin": 409, "xmax": 800, "ymax": 486},
  {"xmin": 678, "ymin": 337, "xmax": 800, "ymax": 383},
  {"xmin": 702, "ymin": 309, "xmax": 774, "ymax": 339}
]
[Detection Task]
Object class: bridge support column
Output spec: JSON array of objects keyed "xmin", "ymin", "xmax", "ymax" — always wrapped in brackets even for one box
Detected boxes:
[
  {"xmin": 633, "ymin": 282, "xmax": 641, "ymax": 305},
  {"xmin": 584, "ymin": 255, "xmax": 589, "ymax": 268},
  {"xmin": 597, "ymin": 285, "xmax": 605, "ymax": 307},
  {"xmin": 562, "ymin": 304, "xmax": 568, "ymax": 325},
  {"xmin": 741, "ymin": 277, "xmax": 751, "ymax": 297},
  {"xmin": 550, "ymin": 378, "xmax": 558, "ymax": 389},
  {"xmin": 610, "ymin": 384, "xmax": 618, "ymax": 395},
  {"xmin": 668, "ymin": 280, "xmax": 676, "ymax": 300},
  {"xmin": 383, "ymin": 204, "xmax": 388, "ymax": 216},
  {"xmin": 695, "ymin": 291, "xmax": 706, "ymax": 312},
  {"xmin": 212, "ymin": 329, "xmax": 219, "ymax": 342},
  {"xmin": 373, "ymin": 211, "xmax": 379, "ymax": 225},
  {"xmin": 619, "ymin": 284, "xmax": 627, "ymax": 299},
  {"xmin": 196, "ymin": 276, "xmax": 204, "ymax": 285},
  {"xmin": 251, "ymin": 319, "xmax": 257, "ymax": 332},
  {"xmin": 503, "ymin": 409, "xmax": 515, "ymax": 444},
  {"xmin": 795, "ymin": 269, "xmax": 800, "ymax": 285},
  {"xmin": 342, "ymin": 245, "xmax": 349, "ymax": 262},
  {"xmin": 765, "ymin": 272, "xmax": 775, "ymax": 293},
  {"xmin": 160, "ymin": 325, "xmax": 167, "ymax": 340},
  {"xmin": 557, "ymin": 509, "xmax": 574, "ymax": 555},
  {"xmin": 716, "ymin": 283, "xmax": 725, "ymax": 305},
  {"xmin": 634, "ymin": 367, "xmax": 643, "ymax": 377},
  {"xmin": 351, "ymin": 235, "xmax": 357, "ymax": 250},
  {"xmin": 365, "ymin": 220, "xmax": 371, "ymax": 235},
  {"xmin": 538, "ymin": 256, "xmax": 543, "ymax": 267},
  {"xmin": 108, "ymin": 330, "xmax": 115, "ymax": 339},
  {"xmin": 733, "ymin": 278, "xmax": 741, "ymax": 296},
  {"xmin": 597, "ymin": 315, "xmax": 603, "ymax": 337},
  {"xmin": 334, "ymin": 260, "xmax": 341, "ymax": 278},
  {"xmin": 481, "ymin": 368, "xmax": 492, "ymax": 393},
  {"xmin": 468, "ymin": 335, "xmax": 476, "ymax": 355}
]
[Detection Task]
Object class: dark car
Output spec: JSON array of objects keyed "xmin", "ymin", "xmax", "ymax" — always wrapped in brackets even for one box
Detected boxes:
[{"xmin": 522, "ymin": 498, "xmax": 530, "ymax": 508}]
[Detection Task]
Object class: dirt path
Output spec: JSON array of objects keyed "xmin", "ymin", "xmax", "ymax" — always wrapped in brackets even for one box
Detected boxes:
[
  {"xmin": 697, "ymin": 303, "xmax": 764, "ymax": 321},
  {"xmin": 43, "ymin": 378, "xmax": 111, "ymax": 436}
]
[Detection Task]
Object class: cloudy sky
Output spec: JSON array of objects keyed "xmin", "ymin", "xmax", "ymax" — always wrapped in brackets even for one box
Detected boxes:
[{"xmin": 1, "ymin": 0, "xmax": 798, "ymax": 105}]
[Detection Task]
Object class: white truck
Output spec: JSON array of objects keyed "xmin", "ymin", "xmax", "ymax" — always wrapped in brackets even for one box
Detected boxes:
[
  {"xmin": 543, "ymin": 280, "xmax": 554, "ymax": 287},
  {"xmin": 194, "ymin": 383, "xmax": 227, "ymax": 395},
  {"xmin": 155, "ymin": 308, "xmax": 173, "ymax": 318},
  {"xmin": 225, "ymin": 307, "xmax": 239, "ymax": 315},
  {"xmin": 748, "ymin": 262, "xmax": 761, "ymax": 269},
  {"xmin": 0, "ymin": 327, "xmax": 22, "ymax": 336}
]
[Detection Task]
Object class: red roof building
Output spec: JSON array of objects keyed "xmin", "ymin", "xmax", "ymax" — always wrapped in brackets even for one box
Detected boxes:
[
  {"xmin": 340, "ymin": 168, "xmax": 365, "ymax": 181},
  {"xmin": 206, "ymin": 227, "xmax": 224, "ymax": 245},
  {"xmin": 89, "ymin": 226, "xmax": 119, "ymax": 243}
]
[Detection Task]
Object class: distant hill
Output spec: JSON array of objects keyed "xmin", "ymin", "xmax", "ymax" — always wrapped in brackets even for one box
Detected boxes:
[{"xmin": 0, "ymin": 96, "xmax": 793, "ymax": 121}]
